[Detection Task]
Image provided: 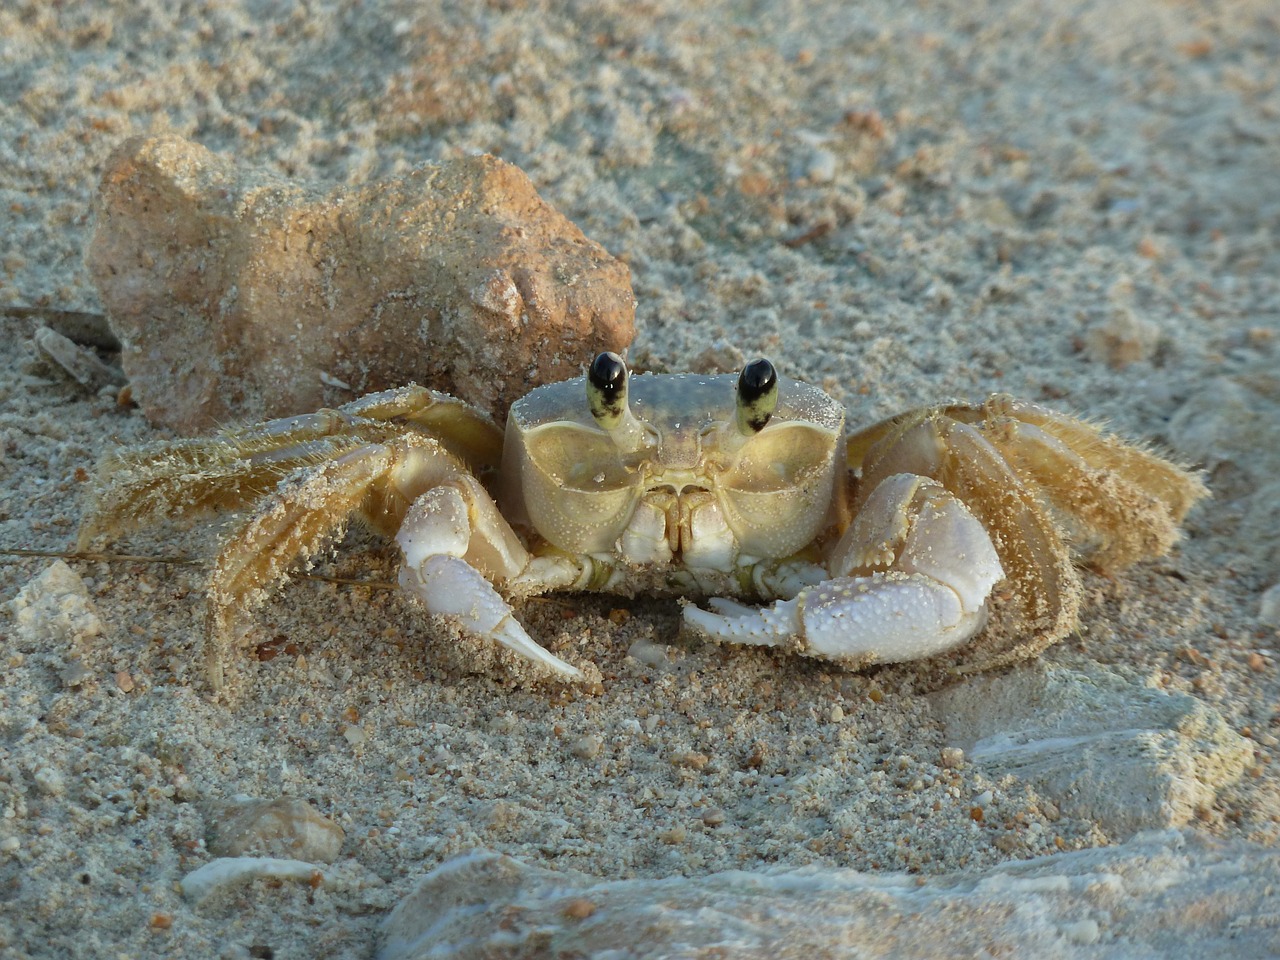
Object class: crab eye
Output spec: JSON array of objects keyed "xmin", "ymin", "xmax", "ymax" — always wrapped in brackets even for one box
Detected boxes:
[
  {"xmin": 736, "ymin": 358, "xmax": 778, "ymax": 434},
  {"xmin": 587, "ymin": 351, "xmax": 628, "ymax": 430}
]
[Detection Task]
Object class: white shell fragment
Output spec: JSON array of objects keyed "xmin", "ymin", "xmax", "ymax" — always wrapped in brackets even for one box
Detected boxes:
[{"xmin": 179, "ymin": 857, "xmax": 325, "ymax": 904}]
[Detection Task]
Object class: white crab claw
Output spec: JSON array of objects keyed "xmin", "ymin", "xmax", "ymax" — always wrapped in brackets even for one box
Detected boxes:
[
  {"xmin": 685, "ymin": 485, "xmax": 1005, "ymax": 665},
  {"xmin": 685, "ymin": 570, "xmax": 992, "ymax": 664},
  {"xmin": 400, "ymin": 555, "xmax": 584, "ymax": 680}
]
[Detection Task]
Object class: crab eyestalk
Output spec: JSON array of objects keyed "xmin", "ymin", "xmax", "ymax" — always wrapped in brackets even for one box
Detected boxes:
[
  {"xmin": 736, "ymin": 358, "xmax": 778, "ymax": 435},
  {"xmin": 587, "ymin": 351, "xmax": 627, "ymax": 428},
  {"xmin": 587, "ymin": 351, "xmax": 647, "ymax": 453}
]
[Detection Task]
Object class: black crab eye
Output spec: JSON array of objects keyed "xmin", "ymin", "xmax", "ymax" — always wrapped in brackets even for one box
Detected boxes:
[
  {"xmin": 736, "ymin": 357, "xmax": 778, "ymax": 433},
  {"xmin": 587, "ymin": 351, "xmax": 628, "ymax": 429}
]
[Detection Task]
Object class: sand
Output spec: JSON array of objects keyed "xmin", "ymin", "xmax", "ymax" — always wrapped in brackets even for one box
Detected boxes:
[{"xmin": 1, "ymin": 1, "xmax": 1278, "ymax": 957}]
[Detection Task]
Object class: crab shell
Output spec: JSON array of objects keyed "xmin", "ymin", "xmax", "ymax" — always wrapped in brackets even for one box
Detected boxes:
[{"xmin": 500, "ymin": 372, "xmax": 847, "ymax": 565}]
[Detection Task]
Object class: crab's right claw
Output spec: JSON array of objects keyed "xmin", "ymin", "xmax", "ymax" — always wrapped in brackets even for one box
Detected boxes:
[
  {"xmin": 396, "ymin": 481, "xmax": 585, "ymax": 680},
  {"xmin": 400, "ymin": 556, "xmax": 584, "ymax": 679}
]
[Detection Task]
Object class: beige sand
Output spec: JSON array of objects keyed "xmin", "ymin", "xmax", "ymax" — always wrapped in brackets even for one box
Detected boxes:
[{"xmin": 1, "ymin": 1, "xmax": 1278, "ymax": 957}]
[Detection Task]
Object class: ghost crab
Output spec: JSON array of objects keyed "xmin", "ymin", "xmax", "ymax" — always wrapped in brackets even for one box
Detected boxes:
[{"xmin": 80, "ymin": 353, "xmax": 1206, "ymax": 691}]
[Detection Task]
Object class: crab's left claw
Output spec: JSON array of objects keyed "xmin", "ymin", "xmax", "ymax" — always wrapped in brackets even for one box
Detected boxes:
[{"xmin": 683, "ymin": 474, "xmax": 1004, "ymax": 666}]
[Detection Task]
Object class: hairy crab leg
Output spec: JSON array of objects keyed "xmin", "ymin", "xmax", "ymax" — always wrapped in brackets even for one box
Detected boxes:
[
  {"xmin": 201, "ymin": 435, "xmax": 466, "ymax": 690},
  {"xmin": 683, "ymin": 475, "xmax": 1004, "ymax": 666},
  {"xmin": 79, "ymin": 385, "xmax": 503, "ymax": 550},
  {"xmin": 952, "ymin": 396, "xmax": 1207, "ymax": 524}
]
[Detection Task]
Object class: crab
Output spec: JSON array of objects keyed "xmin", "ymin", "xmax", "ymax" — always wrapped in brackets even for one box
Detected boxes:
[{"xmin": 79, "ymin": 353, "xmax": 1207, "ymax": 691}]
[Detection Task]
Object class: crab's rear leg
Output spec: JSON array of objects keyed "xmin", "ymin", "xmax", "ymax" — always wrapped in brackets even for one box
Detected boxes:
[
  {"xmin": 684, "ymin": 473, "xmax": 1005, "ymax": 667},
  {"xmin": 946, "ymin": 396, "xmax": 1208, "ymax": 570},
  {"xmin": 79, "ymin": 386, "xmax": 503, "ymax": 549},
  {"xmin": 202, "ymin": 435, "xmax": 461, "ymax": 690}
]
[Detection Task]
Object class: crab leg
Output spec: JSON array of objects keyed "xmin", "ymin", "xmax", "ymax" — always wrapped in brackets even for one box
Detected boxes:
[
  {"xmin": 396, "ymin": 477, "xmax": 586, "ymax": 680},
  {"xmin": 683, "ymin": 474, "xmax": 1004, "ymax": 666}
]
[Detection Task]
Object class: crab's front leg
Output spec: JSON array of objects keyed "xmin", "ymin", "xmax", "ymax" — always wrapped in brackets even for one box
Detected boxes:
[
  {"xmin": 396, "ymin": 475, "xmax": 587, "ymax": 680},
  {"xmin": 683, "ymin": 474, "xmax": 1004, "ymax": 666}
]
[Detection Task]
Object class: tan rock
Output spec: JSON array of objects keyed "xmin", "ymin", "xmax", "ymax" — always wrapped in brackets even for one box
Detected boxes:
[
  {"xmin": 381, "ymin": 836, "xmax": 1280, "ymax": 959},
  {"xmin": 930, "ymin": 665, "xmax": 1252, "ymax": 837},
  {"xmin": 87, "ymin": 136, "xmax": 635, "ymax": 432}
]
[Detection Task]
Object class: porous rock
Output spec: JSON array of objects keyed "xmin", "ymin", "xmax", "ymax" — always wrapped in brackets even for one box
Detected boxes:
[
  {"xmin": 205, "ymin": 796, "xmax": 345, "ymax": 864},
  {"xmin": 8, "ymin": 560, "xmax": 105, "ymax": 650},
  {"xmin": 87, "ymin": 135, "xmax": 635, "ymax": 432},
  {"xmin": 380, "ymin": 833, "xmax": 1280, "ymax": 959},
  {"xmin": 929, "ymin": 664, "xmax": 1251, "ymax": 837}
]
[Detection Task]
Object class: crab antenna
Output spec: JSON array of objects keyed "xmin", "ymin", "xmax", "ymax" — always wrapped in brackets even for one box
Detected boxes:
[{"xmin": 736, "ymin": 358, "xmax": 779, "ymax": 435}]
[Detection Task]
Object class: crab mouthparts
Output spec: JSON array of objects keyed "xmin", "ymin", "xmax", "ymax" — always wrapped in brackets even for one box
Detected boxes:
[{"xmin": 644, "ymin": 483, "xmax": 720, "ymax": 558}]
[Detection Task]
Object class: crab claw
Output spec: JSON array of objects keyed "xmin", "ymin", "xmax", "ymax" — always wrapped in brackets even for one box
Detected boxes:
[
  {"xmin": 684, "ymin": 474, "xmax": 1004, "ymax": 665},
  {"xmin": 397, "ymin": 479, "xmax": 585, "ymax": 680},
  {"xmin": 684, "ymin": 570, "xmax": 993, "ymax": 664},
  {"xmin": 400, "ymin": 556, "xmax": 584, "ymax": 679}
]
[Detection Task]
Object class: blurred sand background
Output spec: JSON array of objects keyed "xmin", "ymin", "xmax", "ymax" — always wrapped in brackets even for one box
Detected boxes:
[{"xmin": 2, "ymin": 1, "xmax": 1280, "ymax": 957}]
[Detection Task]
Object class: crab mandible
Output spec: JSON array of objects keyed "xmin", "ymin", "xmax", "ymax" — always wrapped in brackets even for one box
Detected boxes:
[{"xmin": 80, "ymin": 353, "xmax": 1207, "ymax": 690}]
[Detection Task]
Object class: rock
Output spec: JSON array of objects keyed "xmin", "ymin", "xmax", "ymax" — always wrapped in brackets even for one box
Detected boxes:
[
  {"xmin": 205, "ymin": 797, "xmax": 345, "ymax": 864},
  {"xmin": 929, "ymin": 665, "xmax": 1251, "ymax": 837},
  {"xmin": 7, "ymin": 560, "xmax": 105, "ymax": 651},
  {"xmin": 1261, "ymin": 583, "xmax": 1280, "ymax": 626},
  {"xmin": 380, "ymin": 833, "xmax": 1280, "ymax": 959},
  {"xmin": 1167, "ymin": 375, "xmax": 1278, "ymax": 479},
  {"xmin": 1084, "ymin": 306, "xmax": 1162, "ymax": 368},
  {"xmin": 87, "ymin": 135, "xmax": 635, "ymax": 432}
]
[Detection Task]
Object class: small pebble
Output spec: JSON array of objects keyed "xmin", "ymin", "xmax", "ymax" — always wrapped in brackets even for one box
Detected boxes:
[
  {"xmin": 207, "ymin": 797, "xmax": 346, "ymax": 864},
  {"xmin": 658, "ymin": 824, "xmax": 687, "ymax": 844},
  {"xmin": 1260, "ymin": 583, "xmax": 1280, "ymax": 625},
  {"xmin": 561, "ymin": 898, "xmax": 597, "ymax": 920},
  {"xmin": 59, "ymin": 659, "xmax": 91, "ymax": 688},
  {"xmin": 343, "ymin": 725, "xmax": 368, "ymax": 748},
  {"xmin": 674, "ymin": 752, "xmax": 710, "ymax": 771},
  {"xmin": 1060, "ymin": 919, "xmax": 1101, "ymax": 945},
  {"xmin": 0, "ymin": 836, "xmax": 20, "ymax": 855},
  {"xmin": 627, "ymin": 638, "xmax": 670, "ymax": 668},
  {"xmin": 829, "ymin": 704, "xmax": 844, "ymax": 723},
  {"xmin": 33, "ymin": 767, "xmax": 65, "ymax": 797},
  {"xmin": 700, "ymin": 808, "xmax": 726, "ymax": 827},
  {"xmin": 941, "ymin": 747, "xmax": 965, "ymax": 768},
  {"xmin": 807, "ymin": 148, "xmax": 838, "ymax": 183},
  {"xmin": 570, "ymin": 736, "xmax": 603, "ymax": 760}
]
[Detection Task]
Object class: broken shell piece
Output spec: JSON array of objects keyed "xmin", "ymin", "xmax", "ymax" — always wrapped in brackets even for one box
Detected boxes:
[
  {"xmin": 30, "ymin": 325, "xmax": 125, "ymax": 393},
  {"xmin": 206, "ymin": 797, "xmax": 345, "ymax": 864},
  {"xmin": 87, "ymin": 135, "xmax": 635, "ymax": 432},
  {"xmin": 179, "ymin": 856, "xmax": 324, "ymax": 904}
]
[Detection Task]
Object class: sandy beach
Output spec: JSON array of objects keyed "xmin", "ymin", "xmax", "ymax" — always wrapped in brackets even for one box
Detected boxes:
[{"xmin": 2, "ymin": 1, "xmax": 1279, "ymax": 956}]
